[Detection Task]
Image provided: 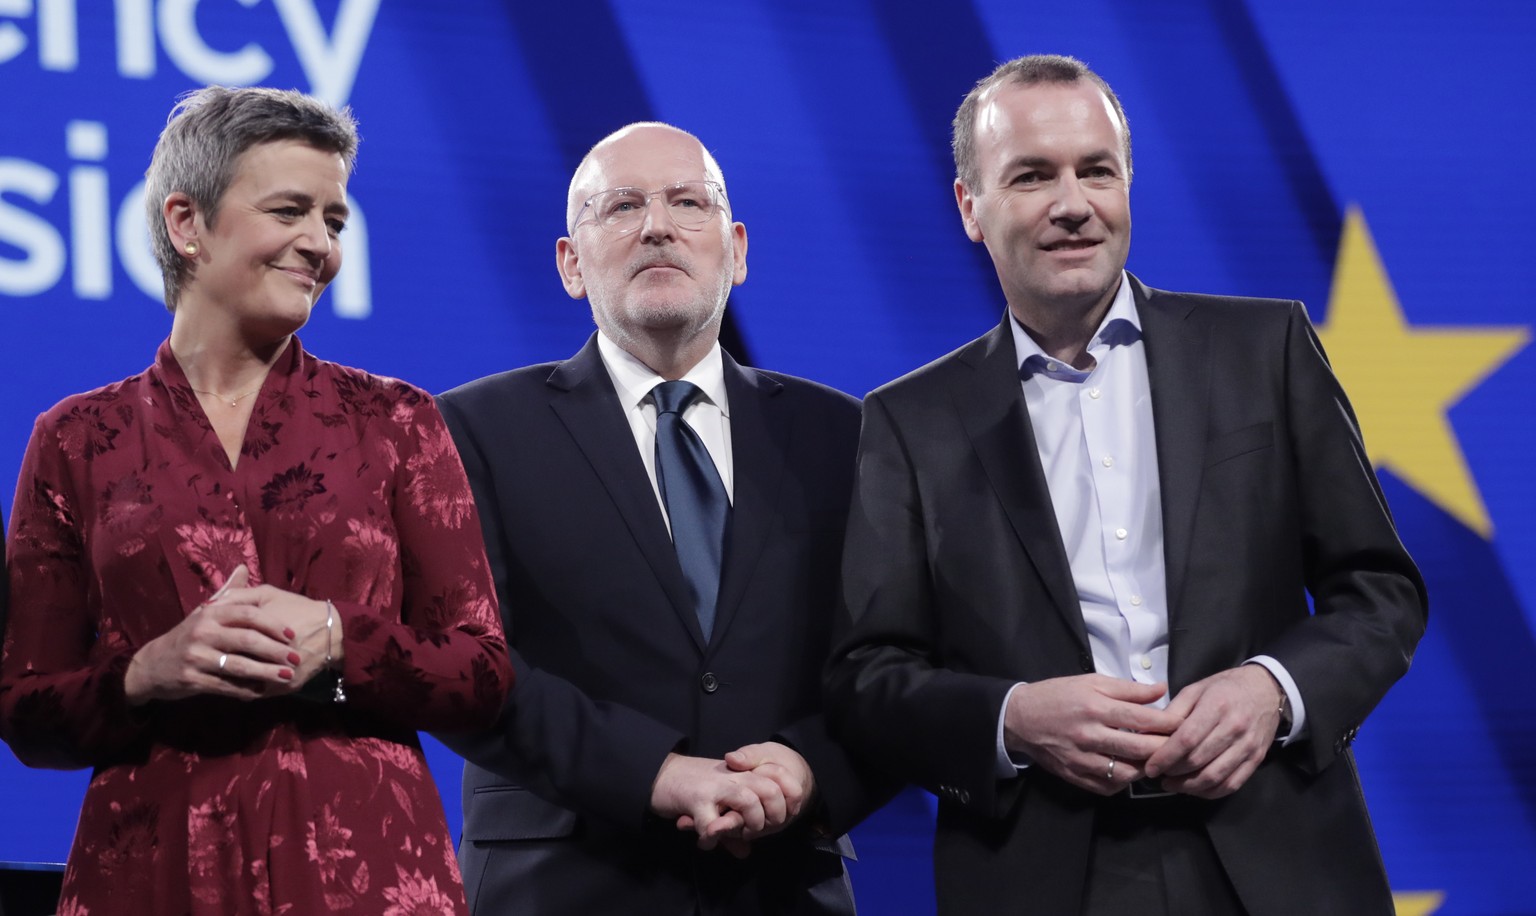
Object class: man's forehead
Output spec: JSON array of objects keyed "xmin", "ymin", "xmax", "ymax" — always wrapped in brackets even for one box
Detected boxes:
[
  {"xmin": 581, "ymin": 131, "xmax": 711, "ymax": 189},
  {"xmin": 971, "ymin": 81, "xmax": 1125, "ymax": 175},
  {"xmin": 978, "ymin": 81, "xmax": 1118, "ymax": 139}
]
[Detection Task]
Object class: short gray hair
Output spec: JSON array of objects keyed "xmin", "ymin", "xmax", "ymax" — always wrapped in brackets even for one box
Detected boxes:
[
  {"xmin": 144, "ymin": 86, "xmax": 359, "ymax": 310},
  {"xmin": 952, "ymin": 54, "xmax": 1131, "ymax": 192}
]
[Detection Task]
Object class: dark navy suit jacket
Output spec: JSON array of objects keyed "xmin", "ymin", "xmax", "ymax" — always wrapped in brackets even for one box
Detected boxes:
[{"xmin": 437, "ymin": 334, "xmax": 883, "ymax": 915}]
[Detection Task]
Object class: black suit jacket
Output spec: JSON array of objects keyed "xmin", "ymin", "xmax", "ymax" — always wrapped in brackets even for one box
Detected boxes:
[
  {"xmin": 826, "ymin": 277, "xmax": 1427, "ymax": 916},
  {"xmin": 437, "ymin": 335, "xmax": 881, "ymax": 915}
]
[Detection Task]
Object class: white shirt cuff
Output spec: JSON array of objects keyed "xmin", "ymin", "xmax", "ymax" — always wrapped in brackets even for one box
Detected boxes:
[
  {"xmin": 995, "ymin": 682, "xmax": 1032, "ymax": 778},
  {"xmin": 1245, "ymin": 656, "xmax": 1307, "ymax": 743}
]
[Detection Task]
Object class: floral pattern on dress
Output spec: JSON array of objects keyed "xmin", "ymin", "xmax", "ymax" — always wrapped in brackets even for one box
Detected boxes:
[
  {"xmin": 306, "ymin": 801, "xmax": 358, "ymax": 886},
  {"xmin": 260, "ymin": 463, "xmax": 327, "ymax": 518},
  {"xmin": 405, "ymin": 424, "xmax": 477, "ymax": 529},
  {"xmin": 382, "ymin": 863, "xmax": 458, "ymax": 916},
  {"xmin": 21, "ymin": 476, "xmax": 82, "ymax": 556},
  {"xmin": 100, "ymin": 472, "xmax": 157, "ymax": 532},
  {"xmin": 362, "ymin": 638, "xmax": 434, "ymax": 708},
  {"xmin": 242, "ymin": 413, "xmax": 284, "ymax": 461},
  {"xmin": 176, "ymin": 516, "xmax": 262, "ymax": 593},
  {"xmin": 342, "ymin": 518, "xmax": 399, "ymax": 601},
  {"xmin": 415, "ymin": 578, "xmax": 494, "ymax": 635},
  {"xmin": 97, "ymin": 799, "xmax": 161, "ymax": 879},
  {"xmin": 0, "ymin": 338, "xmax": 511, "ymax": 915},
  {"xmin": 188, "ymin": 794, "xmax": 241, "ymax": 903},
  {"xmin": 56, "ymin": 404, "xmax": 121, "ymax": 460}
]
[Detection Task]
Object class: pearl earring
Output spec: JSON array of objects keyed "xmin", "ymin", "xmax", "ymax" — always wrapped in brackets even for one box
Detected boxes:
[{"xmin": 185, "ymin": 242, "xmax": 198, "ymax": 256}]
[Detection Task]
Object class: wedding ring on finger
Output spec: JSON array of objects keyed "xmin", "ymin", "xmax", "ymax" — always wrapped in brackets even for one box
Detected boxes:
[
  {"xmin": 1106, "ymin": 758, "xmax": 1116, "ymax": 781},
  {"xmin": 217, "ymin": 653, "xmax": 229, "ymax": 672}
]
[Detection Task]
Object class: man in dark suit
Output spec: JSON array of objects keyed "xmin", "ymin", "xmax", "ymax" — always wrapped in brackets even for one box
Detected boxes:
[
  {"xmin": 824, "ymin": 55, "xmax": 1427, "ymax": 915},
  {"xmin": 436, "ymin": 122, "xmax": 879, "ymax": 915}
]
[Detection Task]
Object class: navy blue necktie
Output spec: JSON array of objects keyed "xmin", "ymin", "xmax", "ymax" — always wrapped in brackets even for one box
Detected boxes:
[{"xmin": 652, "ymin": 381, "xmax": 729, "ymax": 641}]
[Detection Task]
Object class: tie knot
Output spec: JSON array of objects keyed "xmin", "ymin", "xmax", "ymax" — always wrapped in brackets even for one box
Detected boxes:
[{"xmin": 652, "ymin": 380, "xmax": 703, "ymax": 416}]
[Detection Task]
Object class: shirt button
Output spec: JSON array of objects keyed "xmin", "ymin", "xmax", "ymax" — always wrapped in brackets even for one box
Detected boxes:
[
  {"xmin": 700, "ymin": 672, "xmax": 719, "ymax": 694},
  {"xmin": 1130, "ymin": 595, "xmax": 1142, "ymax": 606},
  {"xmin": 1102, "ymin": 456, "xmax": 1114, "ymax": 468},
  {"xmin": 1115, "ymin": 528, "xmax": 1128, "ymax": 540},
  {"xmin": 1140, "ymin": 656, "xmax": 1153, "ymax": 670},
  {"xmin": 1088, "ymin": 388, "xmax": 1101, "ymax": 399}
]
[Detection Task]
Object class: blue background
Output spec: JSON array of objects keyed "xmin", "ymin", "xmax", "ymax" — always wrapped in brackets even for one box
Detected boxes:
[{"xmin": 2, "ymin": 2, "xmax": 1532, "ymax": 913}]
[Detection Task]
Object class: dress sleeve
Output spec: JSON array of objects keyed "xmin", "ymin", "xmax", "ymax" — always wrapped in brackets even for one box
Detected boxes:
[
  {"xmin": 0, "ymin": 417, "xmax": 152, "ymax": 769},
  {"xmin": 328, "ymin": 394, "xmax": 513, "ymax": 732}
]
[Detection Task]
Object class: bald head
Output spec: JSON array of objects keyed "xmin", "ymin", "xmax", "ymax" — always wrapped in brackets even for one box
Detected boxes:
[{"xmin": 565, "ymin": 122, "xmax": 730, "ymax": 233}]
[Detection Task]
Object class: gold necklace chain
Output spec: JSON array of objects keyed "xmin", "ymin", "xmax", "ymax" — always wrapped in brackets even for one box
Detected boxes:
[{"xmin": 189, "ymin": 386, "xmax": 260, "ymax": 408}]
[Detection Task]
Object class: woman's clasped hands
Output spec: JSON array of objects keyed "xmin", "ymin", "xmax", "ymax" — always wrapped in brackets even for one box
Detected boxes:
[{"xmin": 123, "ymin": 565, "xmax": 341, "ymax": 704}]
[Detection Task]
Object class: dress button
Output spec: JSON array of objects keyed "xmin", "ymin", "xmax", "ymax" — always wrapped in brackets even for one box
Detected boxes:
[
  {"xmin": 1140, "ymin": 656, "xmax": 1152, "ymax": 670},
  {"xmin": 1078, "ymin": 652, "xmax": 1093, "ymax": 672},
  {"xmin": 1102, "ymin": 456, "xmax": 1114, "ymax": 468},
  {"xmin": 1130, "ymin": 595, "xmax": 1142, "ymax": 606},
  {"xmin": 1088, "ymin": 388, "xmax": 1101, "ymax": 399},
  {"xmin": 700, "ymin": 672, "xmax": 719, "ymax": 694},
  {"xmin": 1115, "ymin": 528, "xmax": 1128, "ymax": 540}
]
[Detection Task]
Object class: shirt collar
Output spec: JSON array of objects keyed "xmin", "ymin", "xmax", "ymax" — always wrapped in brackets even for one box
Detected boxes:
[
  {"xmin": 595, "ymin": 331, "xmax": 730, "ymax": 417},
  {"xmin": 1012, "ymin": 273, "xmax": 1141, "ymax": 383}
]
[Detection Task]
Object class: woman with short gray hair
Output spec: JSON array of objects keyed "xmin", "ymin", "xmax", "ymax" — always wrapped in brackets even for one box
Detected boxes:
[{"xmin": 0, "ymin": 86, "xmax": 511, "ymax": 915}]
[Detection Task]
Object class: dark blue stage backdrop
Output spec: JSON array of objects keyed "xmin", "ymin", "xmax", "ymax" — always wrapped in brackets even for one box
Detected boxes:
[{"xmin": 1, "ymin": 2, "xmax": 1531, "ymax": 913}]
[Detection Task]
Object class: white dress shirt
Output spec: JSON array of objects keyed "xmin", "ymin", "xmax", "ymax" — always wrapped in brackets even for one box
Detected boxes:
[
  {"xmin": 995, "ymin": 275, "xmax": 1304, "ymax": 775},
  {"xmin": 595, "ymin": 332, "xmax": 734, "ymax": 534}
]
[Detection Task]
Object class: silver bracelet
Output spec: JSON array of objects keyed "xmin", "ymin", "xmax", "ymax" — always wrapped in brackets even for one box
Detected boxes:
[{"xmin": 325, "ymin": 599, "xmax": 347, "ymax": 704}]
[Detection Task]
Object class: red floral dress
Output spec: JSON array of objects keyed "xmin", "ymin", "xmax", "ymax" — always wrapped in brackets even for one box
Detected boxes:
[{"xmin": 0, "ymin": 338, "xmax": 512, "ymax": 915}]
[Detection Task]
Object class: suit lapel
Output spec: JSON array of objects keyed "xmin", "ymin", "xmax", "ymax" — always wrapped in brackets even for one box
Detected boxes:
[
  {"xmin": 708, "ymin": 353, "xmax": 787, "ymax": 650},
  {"xmin": 1133, "ymin": 277, "xmax": 1211, "ymax": 646},
  {"xmin": 546, "ymin": 335, "xmax": 708, "ymax": 650},
  {"xmin": 956, "ymin": 318, "xmax": 1089, "ymax": 650}
]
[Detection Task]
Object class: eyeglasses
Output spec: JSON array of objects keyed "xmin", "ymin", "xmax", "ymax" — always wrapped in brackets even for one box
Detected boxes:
[{"xmin": 576, "ymin": 180, "xmax": 727, "ymax": 234}]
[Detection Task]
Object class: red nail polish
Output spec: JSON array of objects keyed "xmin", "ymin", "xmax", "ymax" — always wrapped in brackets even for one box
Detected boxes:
[
  {"xmin": 287, "ymin": 652, "xmax": 302, "ymax": 665},
  {"xmin": 279, "ymin": 668, "xmax": 294, "ymax": 680},
  {"xmin": 283, "ymin": 628, "xmax": 296, "ymax": 640}
]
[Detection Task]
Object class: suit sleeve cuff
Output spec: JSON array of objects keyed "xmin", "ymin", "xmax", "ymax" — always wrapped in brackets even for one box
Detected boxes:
[{"xmin": 1246, "ymin": 656, "xmax": 1308, "ymax": 743}]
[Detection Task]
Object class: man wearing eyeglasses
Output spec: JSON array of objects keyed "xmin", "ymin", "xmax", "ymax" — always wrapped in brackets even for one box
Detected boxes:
[{"xmin": 435, "ymin": 123, "xmax": 882, "ymax": 915}]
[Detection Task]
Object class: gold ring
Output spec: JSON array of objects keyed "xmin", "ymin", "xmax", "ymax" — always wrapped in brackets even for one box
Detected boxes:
[
  {"xmin": 1106, "ymin": 758, "xmax": 1116, "ymax": 781},
  {"xmin": 218, "ymin": 653, "xmax": 228, "ymax": 671}
]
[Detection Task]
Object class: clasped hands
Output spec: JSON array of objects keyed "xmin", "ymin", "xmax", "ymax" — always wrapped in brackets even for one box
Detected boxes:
[
  {"xmin": 650, "ymin": 741, "xmax": 816, "ymax": 859},
  {"xmin": 1003, "ymin": 666, "xmax": 1286, "ymax": 800},
  {"xmin": 123, "ymin": 564, "xmax": 341, "ymax": 705}
]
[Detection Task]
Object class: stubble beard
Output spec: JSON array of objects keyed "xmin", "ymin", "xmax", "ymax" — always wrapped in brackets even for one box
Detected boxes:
[{"xmin": 592, "ymin": 257, "xmax": 733, "ymax": 355}]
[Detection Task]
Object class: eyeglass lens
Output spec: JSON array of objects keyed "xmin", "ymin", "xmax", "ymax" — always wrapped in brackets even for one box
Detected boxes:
[{"xmin": 590, "ymin": 181, "xmax": 720, "ymax": 230}]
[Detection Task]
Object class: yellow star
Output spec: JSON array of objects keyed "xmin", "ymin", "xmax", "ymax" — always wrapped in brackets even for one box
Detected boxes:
[
  {"xmin": 1317, "ymin": 206, "xmax": 1528, "ymax": 538},
  {"xmin": 1392, "ymin": 891, "xmax": 1446, "ymax": 915}
]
